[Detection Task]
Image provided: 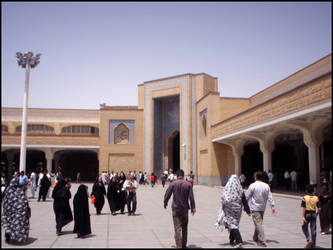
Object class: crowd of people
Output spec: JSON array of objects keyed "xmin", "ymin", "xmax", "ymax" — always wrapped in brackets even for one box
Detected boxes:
[{"xmin": 1, "ymin": 167, "xmax": 331, "ymax": 248}]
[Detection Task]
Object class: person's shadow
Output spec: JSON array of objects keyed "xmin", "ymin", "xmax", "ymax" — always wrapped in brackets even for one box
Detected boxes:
[
  {"xmin": 76, "ymin": 234, "xmax": 96, "ymax": 239},
  {"xmin": 187, "ymin": 244, "xmax": 202, "ymax": 248}
]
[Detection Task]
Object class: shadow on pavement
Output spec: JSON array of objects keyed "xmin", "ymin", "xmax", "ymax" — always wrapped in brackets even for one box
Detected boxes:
[
  {"xmin": 266, "ymin": 239, "xmax": 280, "ymax": 244},
  {"xmin": 76, "ymin": 234, "xmax": 96, "ymax": 239},
  {"xmin": 187, "ymin": 244, "xmax": 202, "ymax": 248},
  {"xmin": 57, "ymin": 230, "xmax": 74, "ymax": 236}
]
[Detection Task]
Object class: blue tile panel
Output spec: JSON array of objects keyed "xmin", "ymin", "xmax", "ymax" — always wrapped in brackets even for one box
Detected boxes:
[{"xmin": 109, "ymin": 120, "xmax": 135, "ymax": 144}]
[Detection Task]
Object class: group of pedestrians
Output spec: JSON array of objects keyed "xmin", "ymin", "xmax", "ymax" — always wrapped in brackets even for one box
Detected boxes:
[
  {"xmin": 91, "ymin": 171, "xmax": 138, "ymax": 216},
  {"xmin": 216, "ymin": 171, "xmax": 276, "ymax": 248},
  {"xmin": 2, "ymin": 168, "xmax": 331, "ymax": 248}
]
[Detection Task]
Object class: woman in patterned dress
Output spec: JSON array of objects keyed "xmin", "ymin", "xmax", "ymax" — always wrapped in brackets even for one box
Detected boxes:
[
  {"xmin": 2, "ymin": 175, "xmax": 31, "ymax": 244},
  {"xmin": 216, "ymin": 175, "xmax": 251, "ymax": 248}
]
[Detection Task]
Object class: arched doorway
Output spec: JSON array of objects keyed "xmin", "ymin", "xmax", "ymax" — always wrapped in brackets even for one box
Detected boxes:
[
  {"xmin": 168, "ymin": 130, "xmax": 180, "ymax": 173},
  {"xmin": 55, "ymin": 150, "xmax": 98, "ymax": 182},
  {"xmin": 241, "ymin": 141, "xmax": 263, "ymax": 186},
  {"xmin": 1, "ymin": 149, "xmax": 45, "ymax": 183},
  {"xmin": 26, "ymin": 150, "xmax": 46, "ymax": 174},
  {"xmin": 272, "ymin": 132, "xmax": 309, "ymax": 191}
]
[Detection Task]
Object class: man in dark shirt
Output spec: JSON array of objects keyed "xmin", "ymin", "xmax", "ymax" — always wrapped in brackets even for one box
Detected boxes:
[{"xmin": 164, "ymin": 169, "xmax": 196, "ymax": 249}]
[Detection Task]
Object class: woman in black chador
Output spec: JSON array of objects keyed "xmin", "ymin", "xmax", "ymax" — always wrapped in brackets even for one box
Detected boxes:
[
  {"xmin": 73, "ymin": 184, "xmax": 91, "ymax": 237},
  {"xmin": 316, "ymin": 176, "xmax": 332, "ymax": 234},
  {"xmin": 52, "ymin": 178, "xmax": 73, "ymax": 235},
  {"xmin": 91, "ymin": 176, "xmax": 106, "ymax": 215},
  {"xmin": 107, "ymin": 176, "xmax": 122, "ymax": 215}
]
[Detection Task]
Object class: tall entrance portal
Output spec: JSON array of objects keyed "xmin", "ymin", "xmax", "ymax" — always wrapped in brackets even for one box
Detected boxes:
[
  {"xmin": 168, "ymin": 130, "xmax": 180, "ymax": 173},
  {"xmin": 154, "ymin": 95, "xmax": 180, "ymax": 176}
]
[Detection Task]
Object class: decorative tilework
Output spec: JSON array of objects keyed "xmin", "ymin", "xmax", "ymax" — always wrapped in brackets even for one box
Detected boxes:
[
  {"xmin": 109, "ymin": 120, "xmax": 135, "ymax": 144},
  {"xmin": 144, "ymin": 76, "xmax": 189, "ymax": 175}
]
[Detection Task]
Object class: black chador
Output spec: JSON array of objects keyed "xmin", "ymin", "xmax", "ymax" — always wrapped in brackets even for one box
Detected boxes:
[
  {"xmin": 73, "ymin": 184, "xmax": 91, "ymax": 237},
  {"xmin": 91, "ymin": 177, "xmax": 106, "ymax": 215},
  {"xmin": 107, "ymin": 178, "xmax": 122, "ymax": 215},
  {"xmin": 52, "ymin": 179, "xmax": 73, "ymax": 234}
]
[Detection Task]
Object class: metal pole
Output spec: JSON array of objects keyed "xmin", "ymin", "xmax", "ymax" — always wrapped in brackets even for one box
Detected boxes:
[{"xmin": 19, "ymin": 63, "xmax": 31, "ymax": 173}]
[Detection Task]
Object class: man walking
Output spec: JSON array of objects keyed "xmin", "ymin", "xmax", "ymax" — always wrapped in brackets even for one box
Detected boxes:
[
  {"xmin": 246, "ymin": 171, "xmax": 276, "ymax": 247},
  {"xmin": 290, "ymin": 170, "xmax": 297, "ymax": 191},
  {"xmin": 123, "ymin": 172, "xmax": 138, "ymax": 216},
  {"xmin": 164, "ymin": 169, "xmax": 196, "ymax": 249}
]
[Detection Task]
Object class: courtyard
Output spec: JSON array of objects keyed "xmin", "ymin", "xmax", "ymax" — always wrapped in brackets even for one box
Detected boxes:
[{"xmin": 1, "ymin": 182, "xmax": 332, "ymax": 248}]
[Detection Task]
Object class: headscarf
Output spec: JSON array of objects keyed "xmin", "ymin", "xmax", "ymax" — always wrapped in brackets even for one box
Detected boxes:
[
  {"xmin": 74, "ymin": 184, "xmax": 88, "ymax": 205},
  {"xmin": 1, "ymin": 176, "xmax": 30, "ymax": 243},
  {"xmin": 221, "ymin": 175, "xmax": 243, "ymax": 205},
  {"xmin": 216, "ymin": 175, "xmax": 244, "ymax": 231},
  {"xmin": 52, "ymin": 178, "xmax": 68, "ymax": 199}
]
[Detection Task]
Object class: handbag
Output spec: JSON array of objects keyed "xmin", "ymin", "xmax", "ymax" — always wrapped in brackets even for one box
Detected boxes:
[{"xmin": 91, "ymin": 195, "xmax": 96, "ymax": 204}]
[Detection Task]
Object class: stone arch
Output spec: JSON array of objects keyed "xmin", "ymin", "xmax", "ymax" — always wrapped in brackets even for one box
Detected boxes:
[
  {"xmin": 272, "ymin": 129, "xmax": 308, "ymax": 191},
  {"xmin": 241, "ymin": 139, "xmax": 263, "ymax": 185},
  {"xmin": 1, "ymin": 149, "xmax": 46, "ymax": 180},
  {"xmin": 54, "ymin": 149, "xmax": 98, "ymax": 181}
]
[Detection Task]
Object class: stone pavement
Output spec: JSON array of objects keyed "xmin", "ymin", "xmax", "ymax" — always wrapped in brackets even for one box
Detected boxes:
[{"xmin": 1, "ymin": 182, "xmax": 332, "ymax": 248}]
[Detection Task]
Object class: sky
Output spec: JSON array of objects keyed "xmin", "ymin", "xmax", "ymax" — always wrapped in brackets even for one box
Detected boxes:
[{"xmin": 1, "ymin": 2, "xmax": 331, "ymax": 110}]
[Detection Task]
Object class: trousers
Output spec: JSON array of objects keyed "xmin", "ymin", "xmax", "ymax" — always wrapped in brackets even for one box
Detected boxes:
[
  {"xmin": 252, "ymin": 211, "xmax": 265, "ymax": 243},
  {"xmin": 229, "ymin": 228, "xmax": 243, "ymax": 244},
  {"xmin": 172, "ymin": 210, "xmax": 189, "ymax": 248},
  {"xmin": 126, "ymin": 191, "xmax": 137, "ymax": 214},
  {"xmin": 302, "ymin": 211, "xmax": 317, "ymax": 247}
]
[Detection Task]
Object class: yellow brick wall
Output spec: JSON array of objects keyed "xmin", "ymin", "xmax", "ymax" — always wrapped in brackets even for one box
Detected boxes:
[
  {"xmin": 196, "ymin": 92, "xmax": 251, "ymax": 178},
  {"xmin": 212, "ymin": 73, "xmax": 332, "ymax": 139},
  {"xmin": 99, "ymin": 108, "xmax": 144, "ymax": 175}
]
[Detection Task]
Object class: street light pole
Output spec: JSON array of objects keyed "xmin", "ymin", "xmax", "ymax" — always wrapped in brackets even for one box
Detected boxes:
[{"xmin": 16, "ymin": 51, "xmax": 41, "ymax": 173}]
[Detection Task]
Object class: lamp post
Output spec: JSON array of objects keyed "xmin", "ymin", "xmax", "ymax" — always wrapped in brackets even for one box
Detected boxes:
[{"xmin": 16, "ymin": 51, "xmax": 41, "ymax": 173}]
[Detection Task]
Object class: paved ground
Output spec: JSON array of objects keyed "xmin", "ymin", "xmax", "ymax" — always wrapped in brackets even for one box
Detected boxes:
[{"xmin": 1, "ymin": 182, "xmax": 332, "ymax": 248}]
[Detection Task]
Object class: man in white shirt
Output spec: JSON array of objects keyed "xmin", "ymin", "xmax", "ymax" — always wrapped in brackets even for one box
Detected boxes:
[
  {"xmin": 102, "ymin": 171, "xmax": 107, "ymax": 185},
  {"xmin": 168, "ymin": 172, "xmax": 174, "ymax": 183},
  {"xmin": 246, "ymin": 171, "xmax": 276, "ymax": 247},
  {"xmin": 284, "ymin": 170, "xmax": 290, "ymax": 190},
  {"xmin": 122, "ymin": 172, "xmax": 138, "ymax": 216},
  {"xmin": 290, "ymin": 170, "xmax": 297, "ymax": 191}
]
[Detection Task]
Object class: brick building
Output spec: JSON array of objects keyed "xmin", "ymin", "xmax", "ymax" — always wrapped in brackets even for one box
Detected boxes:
[{"xmin": 2, "ymin": 54, "xmax": 331, "ymax": 187}]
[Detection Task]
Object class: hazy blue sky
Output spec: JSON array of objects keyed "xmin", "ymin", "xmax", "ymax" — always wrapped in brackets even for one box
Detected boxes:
[{"xmin": 1, "ymin": 2, "xmax": 331, "ymax": 109}]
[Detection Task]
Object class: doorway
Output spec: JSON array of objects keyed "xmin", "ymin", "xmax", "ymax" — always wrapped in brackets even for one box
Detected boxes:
[{"xmin": 168, "ymin": 130, "xmax": 180, "ymax": 173}]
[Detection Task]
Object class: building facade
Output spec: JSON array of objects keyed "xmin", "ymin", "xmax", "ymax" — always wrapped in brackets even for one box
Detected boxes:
[{"xmin": 1, "ymin": 54, "xmax": 331, "ymax": 187}]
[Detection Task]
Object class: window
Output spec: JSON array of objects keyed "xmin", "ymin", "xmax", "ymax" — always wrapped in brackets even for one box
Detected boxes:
[
  {"xmin": 61, "ymin": 125, "xmax": 99, "ymax": 135},
  {"xmin": 2, "ymin": 124, "xmax": 8, "ymax": 133},
  {"xmin": 200, "ymin": 109, "xmax": 207, "ymax": 138},
  {"xmin": 16, "ymin": 124, "xmax": 55, "ymax": 134}
]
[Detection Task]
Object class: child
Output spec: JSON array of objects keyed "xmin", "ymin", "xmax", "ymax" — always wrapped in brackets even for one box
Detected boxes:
[
  {"xmin": 150, "ymin": 173, "xmax": 155, "ymax": 187},
  {"xmin": 301, "ymin": 184, "xmax": 321, "ymax": 248}
]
